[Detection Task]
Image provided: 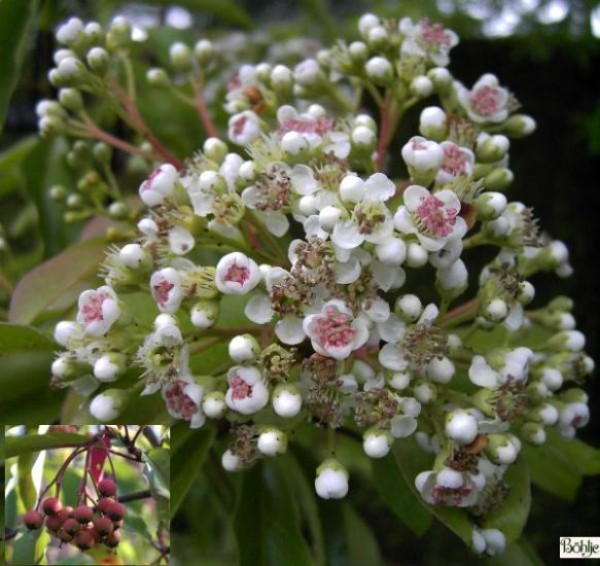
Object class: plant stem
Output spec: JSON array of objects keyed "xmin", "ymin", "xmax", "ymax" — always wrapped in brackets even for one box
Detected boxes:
[
  {"xmin": 117, "ymin": 489, "xmax": 152, "ymax": 503},
  {"xmin": 192, "ymin": 78, "xmax": 219, "ymax": 138},
  {"xmin": 108, "ymin": 79, "xmax": 185, "ymax": 169},
  {"xmin": 441, "ymin": 298, "xmax": 479, "ymax": 328}
]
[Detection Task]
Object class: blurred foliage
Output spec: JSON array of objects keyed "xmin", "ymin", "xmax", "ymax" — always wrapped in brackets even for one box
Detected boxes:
[{"xmin": 0, "ymin": 1, "xmax": 599, "ymax": 565}]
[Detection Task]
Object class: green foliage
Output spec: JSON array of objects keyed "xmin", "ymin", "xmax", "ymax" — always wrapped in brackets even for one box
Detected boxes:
[{"xmin": 5, "ymin": 433, "xmax": 89, "ymax": 459}]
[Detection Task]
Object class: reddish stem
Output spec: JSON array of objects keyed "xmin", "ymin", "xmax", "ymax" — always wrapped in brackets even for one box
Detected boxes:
[
  {"xmin": 109, "ymin": 79, "xmax": 185, "ymax": 169},
  {"xmin": 441, "ymin": 298, "xmax": 479, "ymax": 326},
  {"xmin": 84, "ymin": 121, "xmax": 161, "ymax": 161},
  {"xmin": 195, "ymin": 86, "xmax": 219, "ymax": 138}
]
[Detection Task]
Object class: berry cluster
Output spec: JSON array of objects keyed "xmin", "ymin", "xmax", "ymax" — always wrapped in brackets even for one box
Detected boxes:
[{"xmin": 22, "ymin": 478, "xmax": 125, "ymax": 552}]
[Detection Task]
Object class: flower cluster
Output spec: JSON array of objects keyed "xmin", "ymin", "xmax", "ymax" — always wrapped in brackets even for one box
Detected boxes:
[{"xmin": 46, "ymin": 12, "xmax": 593, "ymax": 556}]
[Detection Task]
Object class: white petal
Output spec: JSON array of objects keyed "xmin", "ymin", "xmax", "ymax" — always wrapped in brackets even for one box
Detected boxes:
[
  {"xmin": 379, "ymin": 343, "xmax": 408, "ymax": 371},
  {"xmin": 275, "ymin": 315, "xmax": 306, "ymax": 345},
  {"xmin": 403, "ymin": 185, "xmax": 430, "ymax": 211},
  {"xmin": 331, "ymin": 220, "xmax": 364, "ymax": 250},
  {"xmin": 244, "ymin": 293, "xmax": 274, "ymax": 324},
  {"xmin": 469, "ymin": 356, "xmax": 499, "ymax": 388},
  {"xmin": 263, "ymin": 211, "xmax": 290, "ymax": 236},
  {"xmin": 390, "ymin": 415, "xmax": 417, "ymax": 438}
]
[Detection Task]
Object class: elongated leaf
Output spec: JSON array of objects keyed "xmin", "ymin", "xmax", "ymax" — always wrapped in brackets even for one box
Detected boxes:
[
  {"xmin": 481, "ymin": 456, "xmax": 531, "ymax": 545},
  {"xmin": 13, "ymin": 529, "xmax": 50, "ymax": 566},
  {"xmin": 392, "ymin": 438, "xmax": 473, "ymax": 546},
  {"xmin": 171, "ymin": 426, "xmax": 215, "ymax": 518},
  {"xmin": 23, "ymin": 137, "xmax": 80, "ymax": 257},
  {"xmin": 0, "ymin": 135, "xmax": 38, "ymax": 175},
  {"xmin": 18, "ymin": 453, "xmax": 37, "ymax": 511},
  {"xmin": 0, "ymin": 323, "xmax": 54, "ymax": 354},
  {"xmin": 0, "ymin": 0, "xmax": 39, "ymax": 133},
  {"xmin": 145, "ymin": 447, "xmax": 170, "ymax": 490},
  {"xmin": 144, "ymin": 447, "xmax": 171, "ymax": 527},
  {"xmin": 234, "ymin": 459, "xmax": 314, "ymax": 566},
  {"xmin": 371, "ymin": 453, "xmax": 433, "ymax": 536},
  {"xmin": 8, "ymin": 236, "xmax": 106, "ymax": 325},
  {"xmin": 5, "ymin": 433, "xmax": 89, "ymax": 459},
  {"xmin": 544, "ymin": 429, "xmax": 600, "ymax": 475},
  {"xmin": 343, "ymin": 503, "xmax": 383, "ymax": 566}
]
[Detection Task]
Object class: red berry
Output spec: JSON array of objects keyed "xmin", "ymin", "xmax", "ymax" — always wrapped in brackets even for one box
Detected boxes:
[
  {"xmin": 94, "ymin": 517, "xmax": 114, "ymax": 537},
  {"xmin": 97, "ymin": 497, "xmax": 115, "ymax": 516},
  {"xmin": 62, "ymin": 505, "xmax": 74, "ymax": 518},
  {"xmin": 107, "ymin": 501, "xmax": 125, "ymax": 522},
  {"xmin": 73, "ymin": 529, "xmax": 95, "ymax": 551},
  {"xmin": 98, "ymin": 478, "xmax": 117, "ymax": 498},
  {"xmin": 45, "ymin": 514, "xmax": 66, "ymax": 532},
  {"xmin": 62, "ymin": 518, "xmax": 81, "ymax": 536},
  {"xmin": 104, "ymin": 530, "xmax": 121, "ymax": 548},
  {"xmin": 42, "ymin": 497, "xmax": 62, "ymax": 517},
  {"xmin": 74, "ymin": 505, "xmax": 94, "ymax": 524},
  {"xmin": 23, "ymin": 510, "xmax": 44, "ymax": 530}
]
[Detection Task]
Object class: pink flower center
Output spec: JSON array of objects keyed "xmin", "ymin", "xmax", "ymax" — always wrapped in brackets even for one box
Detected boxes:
[
  {"xmin": 420, "ymin": 18, "xmax": 452, "ymax": 47},
  {"xmin": 164, "ymin": 380, "xmax": 197, "ymax": 420},
  {"xmin": 225, "ymin": 264, "xmax": 249, "ymax": 285},
  {"xmin": 153, "ymin": 279, "xmax": 175, "ymax": 308},
  {"xmin": 415, "ymin": 194, "xmax": 458, "ymax": 237},
  {"xmin": 442, "ymin": 144, "xmax": 468, "ymax": 176},
  {"xmin": 232, "ymin": 115, "xmax": 248, "ymax": 136},
  {"xmin": 432, "ymin": 483, "xmax": 472, "ymax": 505},
  {"xmin": 313, "ymin": 307, "xmax": 356, "ymax": 350},
  {"xmin": 470, "ymin": 86, "xmax": 500, "ymax": 116},
  {"xmin": 81, "ymin": 291, "xmax": 110, "ymax": 324},
  {"xmin": 141, "ymin": 166, "xmax": 162, "ymax": 193},
  {"xmin": 278, "ymin": 116, "xmax": 334, "ymax": 137},
  {"xmin": 231, "ymin": 375, "xmax": 252, "ymax": 400}
]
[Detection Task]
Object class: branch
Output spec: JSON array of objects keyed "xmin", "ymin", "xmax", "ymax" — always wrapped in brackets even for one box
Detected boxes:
[{"xmin": 117, "ymin": 489, "xmax": 152, "ymax": 504}]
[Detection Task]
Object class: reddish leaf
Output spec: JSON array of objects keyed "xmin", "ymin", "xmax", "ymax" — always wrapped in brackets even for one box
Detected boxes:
[{"xmin": 8, "ymin": 236, "xmax": 107, "ymax": 325}]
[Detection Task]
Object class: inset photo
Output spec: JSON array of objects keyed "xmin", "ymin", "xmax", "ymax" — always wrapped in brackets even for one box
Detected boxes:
[{"xmin": 3, "ymin": 425, "xmax": 169, "ymax": 566}]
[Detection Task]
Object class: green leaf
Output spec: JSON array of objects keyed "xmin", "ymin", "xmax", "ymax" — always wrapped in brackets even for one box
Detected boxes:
[
  {"xmin": 481, "ymin": 456, "xmax": 531, "ymax": 545},
  {"xmin": 391, "ymin": 437, "xmax": 473, "ymax": 546},
  {"xmin": 371, "ymin": 453, "xmax": 433, "ymax": 536},
  {"xmin": 544, "ymin": 429, "xmax": 600, "ymax": 475},
  {"xmin": 234, "ymin": 459, "xmax": 314, "ymax": 566},
  {"xmin": 171, "ymin": 425, "xmax": 215, "ymax": 518},
  {"xmin": 8, "ymin": 236, "xmax": 106, "ymax": 325},
  {"xmin": 12, "ymin": 528, "xmax": 50, "ymax": 566},
  {"xmin": 5, "ymin": 433, "xmax": 89, "ymax": 459},
  {"xmin": 343, "ymin": 503, "xmax": 383, "ymax": 566},
  {"xmin": 488, "ymin": 537, "xmax": 545, "ymax": 566},
  {"xmin": 0, "ymin": 0, "xmax": 40, "ymax": 133},
  {"xmin": 144, "ymin": 447, "xmax": 171, "ymax": 527},
  {"xmin": 22, "ymin": 137, "xmax": 80, "ymax": 257},
  {"xmin": 0, "ymin": 323, "xmax": 54, "ymax": 354},
  {"xmin": 17, "ymin": 452, "xmax": 37, "ymax": 511}
]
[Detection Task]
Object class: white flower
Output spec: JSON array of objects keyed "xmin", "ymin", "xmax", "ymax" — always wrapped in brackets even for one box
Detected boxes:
[
  {"xmin": 76, "ymin": 285, "xmax": 120, "ymax": 336},
  {"xmin": 468, "ymin": 347, "xmax": 533, "ymax": 388},
  {"xmin": 415, "ymin": 467, "xmax": 483, "ymax": 507},
  {"xmin": 456, "ymin": 74, "xmax": 510, "ymax": 124},
  {"xmin": 400, "ymin": 18, "xmax": 459, "ymax": 67},
  {"xmin": 394, "ymin": 185, "xmax": 467, "ymax": 251},
  {"xmin": 162, "ymin": 377, "xmax": 205, "ymax": 428},
  {"xmin": 303, "ymin": 300, "xmax": 369, "ymax": 359},
  {"xmin": 436, "ymin": 142, "xmax": 475, "ymax": 185},
  {"xmin": 315, "ymin": 459, "xmax": 349, "ymax": 499},
  {"xmin": 215, "ymin": 252, "xmax": 261, "ymax": 295},
  {"xmin": 138, "ymin": 164, "xmax": 178, "ymax": 207},
  {"xmin": 225, "ymin": 366, "xmax": 269, "ymax": 415},
  {"xmin": 558, "ymin": 402, "xmax": 590, "ymax": 438},
  {"xmin": 150, "ymin": 267, "xmax": 185, "ymax": 313},
  {"xmin": 228, "ymin": 110, "xmax": 262, "ymax": 145},
  {"xmin": 168, "ymin": 226, "xmax": 195, "ymax": 255},
  {"xmin": 401, "ymin": 136, "xmax": 444, "ymax": 174}
]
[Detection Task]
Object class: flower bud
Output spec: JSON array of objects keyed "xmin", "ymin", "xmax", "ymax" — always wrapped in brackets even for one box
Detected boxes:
[
  {"xmin": 419, "ymin": 107, "xmax": 448, "ymax": 140},
  {"xmin": 363, "ymin": 428, "xmax": 392, "ymax": 458},
  {"xmin": 520, "ymin": 422, "xmax": 547, "ymax": 445},
  {"xmin": 146, "ymin": 68, "xmax": 170, "ymax": 88},
  {"xmin": 411, "ymin": 76, "xmax": 433, "ymax": 98},
  {"xmin": 445, "ymin": 410, "xmax": 478, "ymax": 445},
  {"xmin": 58, "ymin": 88, "xmax": 83, "ymax": 112},
  {"xmin": 394, "ymin": 294, "xmax": 422, "ymax": 321},
  {"xmin": 318, "ymin": 205, "xmax": 342, "ymax": 231},
  {"xmin": 405, "ymin": 243, "xmax": 429, "ymax": 268},
  {"xmin": 190, "ymin": 300, "xmax": 219, "ymax": 328},
  {"xmin": 257, "ymin": 428, "xmax": 288, "ymax": 457},
  {"xmin": 221, "ymin": 449, "xmax": 241, "ymax": 471},
  {"xmin": 89, "ymin": 389, "xmax": 130, "ymax": 421},
  {"xmin": 86, "ymin": 47, "xmax": 109, "ymax": 75},
  {"xmin": 475, "ymin": 191, "xmax": 507, "ymax": 220},
  {"xmin": 54, "ymin": 321, "xmax": 83, "ymax": 347},
  {"xmin": 426, "ymin": 356, "xmax": 455, "ymax": 383},
  {"xmin": 107, "ymin": 16, "xmax": 132, "ymax": 50},
  {"xmin": 84, "ymin": 21, "xmax": 103, "ymax": 44},
  {"xmin": 348, "ymin": 41, "xmax": 368, "ymax": 62},
  {"xmin": 428, "ymin": 67, "xmax": 453, "ymax": 91},
  {"xmin": 436, "ymin": 259, "xmax": 468, "ymax": 300},
  {"xmin": 482, "ymin": 167, "xmax": 514, "ymax": 191},
  {"xmin": 118, "ymin": 243, "xmax": 149, "ymax": 269},
  {"xmin": 485, "ymin": 434, "xmax": 520, "ymax": 464},
  {"xmin": 56, "ymin": 17, "xmax": 84, "ymax": 46},
  {"xmin": 351, "ymin": 125, "xmax": 376, "ymax": 147},
  {"xmin": 293, "ymin": 58, "xmax": 322, "ymax": 87},
  {"xmin": 375, "ymin": 237, "xmax": 407, "ymax": 265},
  {"xmin": 272, "ymin": 383, "xmax": 302, "ymax": 418},
  {"xmin": 194, "ymin": 39, "xmax": 213, "ymax": 66},
  {"xmin": 93, "ymin": 353, "xmax": 127, "ymax": 382},
  {"xmin": 475, "ymin": 133, "xmax": 510, "ymax": 162},
  {"xmin": 365, "ymin": 56, "xmax": 393, "ymax": 86},
  {"xmin": 202, "ymin": 391, "xmax": 226, "ymax": 418},
  {"xmin": 169, "ymin": 42, "xmax": 192, "ymax": 71},
  {"xmin": 228, "ymin": 334, "xmax": 260, "ymax": 363},
  {"xmin": 501, "ymin": 114, "xmax": 536, "ymax": 138},
  {"xmin": 358, "ymin": 13, "xmax": 380, "ymax": 38},
  {"xmin": 281, "ymin": 131, "xmax": 309, "ymax": 156},
  {"xmin": 315, "ymin": 458, "xmax": 349, "ymax": 499},
  {"xmin": 366, "ymin": 25, "xmax": 388, "ymax": 49}
]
